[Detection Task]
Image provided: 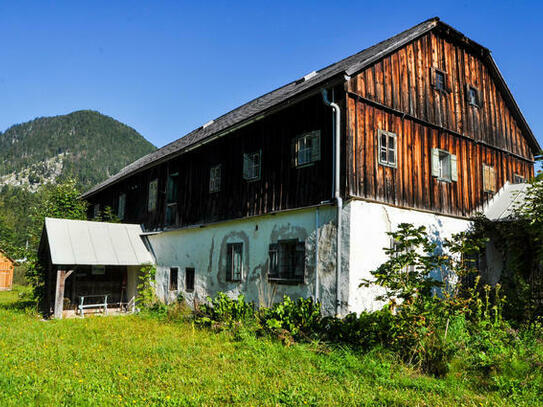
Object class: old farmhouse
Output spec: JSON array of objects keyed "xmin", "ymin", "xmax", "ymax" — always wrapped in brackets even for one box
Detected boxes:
[{"xmin": 40, "ymin": 17, "xmax": 540, "ymax": 317}]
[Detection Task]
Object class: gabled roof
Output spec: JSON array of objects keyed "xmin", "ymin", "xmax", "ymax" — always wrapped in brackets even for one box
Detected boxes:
[
  {"xmin": 82, "ymin": 17, "xmax": 539, "ymax": 199},
  {"xmin": 42, "ymin": 217, "xmax": 153, "ymax": 266}
]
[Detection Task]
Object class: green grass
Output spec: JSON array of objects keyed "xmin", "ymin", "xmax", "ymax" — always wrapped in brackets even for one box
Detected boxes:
[{"xmin": 0, "ymin": 287, "xmax": 539, "ymax": 407}]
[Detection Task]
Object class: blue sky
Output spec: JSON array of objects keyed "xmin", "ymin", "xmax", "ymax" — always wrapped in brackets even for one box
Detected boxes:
[{"xmin": 1, "ymin": 1, "xmax": 541, "ymax": 149}]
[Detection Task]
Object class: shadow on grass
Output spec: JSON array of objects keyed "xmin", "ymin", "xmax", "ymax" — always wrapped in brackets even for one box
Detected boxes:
[{"xmin": 0, "ymin": 299, "xmax": 37, "ymax": 311}]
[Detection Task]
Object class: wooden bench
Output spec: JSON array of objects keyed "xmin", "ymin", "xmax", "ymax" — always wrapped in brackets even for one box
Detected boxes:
[{"xmin": 77, "ymin": 294, "xmax": 109, "ymax": 317}]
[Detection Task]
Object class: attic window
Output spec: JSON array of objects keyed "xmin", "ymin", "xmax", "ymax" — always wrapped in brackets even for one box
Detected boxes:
[
  {"xmin": 431, "ymin": 67, "xmax": 448, "ymax": 92},
  {"xmin": 377, "ymin": 129, "xmax": 397, "ymax": 168},
  {"xmin": 513, "ymin": 174, "xmax": 525, "ymax": 184},
  {"xmin": 209, "ymin": 164, "xmax": 221, "ymax": 193},
  {"xmin": 243, "ymin": 151, "xmax": 261, "ymax": 181},
  {"xmin": 467, "ymin": 85, "xmax": 481, "ymax": 107},
  {"xmin": 431, "ymin": 148, "xmax": 457, "ymax": 182},
  {"xmin": 435, "ymin": 71, "xmax": 446, "ymax": 91},
  {"xmin": 293, "ymin": 131, "xmax": 321, "ymax": 167}
]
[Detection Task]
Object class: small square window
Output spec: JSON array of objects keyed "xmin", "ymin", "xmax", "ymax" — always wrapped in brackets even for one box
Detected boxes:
[
  {"xmin": 435, "ymin": 70, "xmax": 446, "ymax": 91},
  {"xmin": 483, "ymin": 164, "xmax": 496, "ymax": 193},
  {"xmin": 226, "ymin": 243, "xmax": 243, "ymax": 282},
  {"xmin": 377, "ymin": 130, "xmax": 397, "ymax": 168},
  {"xmin": 243, "ymin": 151, "xmax": 261, "ymax": 181},
  {"xmin": 169, "ymin": 267, "xmax": 178, "ymax": 291},
  {"xmin": 513, "ymin": 174, "xmax": 525, "ymax": 184},
  {"xmin": 468, "ymin": 86, "xmax": 479, "ymax": 107},
  {"xmin": 268, "ymin": 240, "xmax": 305, "ymax": 284},
  {"xmin": 294, "ymin": 131, "xmax": 321, "ymax": 167},
  {"xmin": 431, "ymin": 148, "xmax": 457, "ymax": 182},
  {"xmin": 209, "ymin": 164, "xmax": 221, "ymax": 193},
  {"xmin": 185, "ymin": 268, "xmax": 195, "ymax": 292}
]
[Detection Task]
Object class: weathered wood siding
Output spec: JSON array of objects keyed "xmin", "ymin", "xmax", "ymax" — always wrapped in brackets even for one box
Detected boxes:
[
  {"xmin": 345, "ymin": 30, "xmax": 534, "ymax": 216},
  {"xmin": 87, "ymin": 93, "xmax": 335, "ymax": 230},
  {"xmin": 346, "ymin": 98, "xmax": 532, "ymax": 216},
  {"xmin": 0, "ymin": 251, "xmax": 14, "ymax": 291}
]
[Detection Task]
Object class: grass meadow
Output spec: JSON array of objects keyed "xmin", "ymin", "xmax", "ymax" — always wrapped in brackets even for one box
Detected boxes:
[{"xmin": 0, "ymin": 286, "xmax": 540, "ymax": 406}]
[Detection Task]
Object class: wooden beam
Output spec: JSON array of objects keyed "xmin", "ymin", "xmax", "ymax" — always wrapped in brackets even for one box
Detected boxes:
[{"xmin": 53, "ymin": 269, "xmax": 73, "ymax": 319}]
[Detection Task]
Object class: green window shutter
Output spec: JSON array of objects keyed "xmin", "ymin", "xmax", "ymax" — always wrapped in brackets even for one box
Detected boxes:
[
  {"xmin": 242, "ymin": 153, "xmax": 249, "ymax": 179},
  {"xmin": 311, "ymin": 131, "xmax": 321, "ymax": 162},
  {"xmin": 431, "ymin": 148, "xmax": 440, "ymax": 177},
  {"xmin": 450, "ymin": 154, "xmax": 458, "ymax": 182}
]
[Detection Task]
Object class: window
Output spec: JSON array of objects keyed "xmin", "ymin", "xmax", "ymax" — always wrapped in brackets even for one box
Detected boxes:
[
  {"xmin": 377, "ymin": 129, "xmax": 397, "ymax": 168},
  {"xmin": 243, "ymin": 151, "xmax": 261, "ymax": 181},
  {"xmin": 166, "ymin": 173, "xmax": 178, "ymax": 226},
  {"xmin": 148, "ymin": 179, "xmax": 158, "ymax": 212},
  {"xmin": 431, "ymin": 67, "xmax": 448, "ymax": 92},
  {"xmin": 268, "ymin": 240, "xmax": 305, "ymax": 283},
  {"xmin": 293, "ymin": 130, "xmax": 321, "ymax": 167},
  {"xmin": 483, "ymin": 164, "xmax": 496, "ymax": 193},
  {"xmin": 226, "ymin": 243, "xmax": 243, "ymax": 282},
  {"xmin": 209, "ymin": 165, "xmax": 221, "ymax": 193},
  {"xmin": 431, "ymin": 148, "xmax": 457, "ymax": 182},
  {"xmin": 467, "ymin": 85, "xmax": 481, "ymax": 107},
  {"xmin": 91, "ymin": 265, "xmax": 105, "ymax": 275},
  {"xmin": 513, "ymin": 174, "xmax": 525, "ymax": 184},
  {"xmin": 93, "ymin": 203, "xmax": 100, "ymax": 219},
  {"xmin": 390, "ymin": 238, "xmax": 416, "ymax": 274},
  {"xmin": 117, "ymin": 193, "xmax": 126, "ymax": 220},
  {"xmin": 185, "ymin": 268, "xmax": 195, "ymax": 292},
  {"xmin": 169, "ymin": 267, "xmax": 178, "ymax": 291}
]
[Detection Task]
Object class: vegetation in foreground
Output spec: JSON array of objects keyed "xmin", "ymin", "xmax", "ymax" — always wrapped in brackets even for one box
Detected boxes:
[{"xmin": 0, "ymin": 286, "xmax": 541, "ymax": 407}]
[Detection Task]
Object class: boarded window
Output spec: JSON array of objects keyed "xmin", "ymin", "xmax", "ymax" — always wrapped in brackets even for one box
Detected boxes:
[
  {"xmin": 209, "ymin": 164, "xmax": 221, "ymax": 193},
  {"xmin": 268, "ymin": 240, "xmax": 305, "ymax": 284},
  {"xmin": 169, "ymin": 267, "xmax": 178, "ymax": 291},
  {"xmin": 226, "ymin": 243, "xmax": 243, "ymax": 282},
  {"xmin": 166, "ymin": 173, "xmax": 178, "ymax": 226},
  {"xmin": 483, "ymin": 164, "xmax": 496, "ymax": 193},
  {"xmin": 148, "ymin": 179, "xmax": 158, "ymax": 212},
  {"xmin": 513, "ymin": 173, "xmax": 525, "ymax": 184},
  {"xmin": 117, "ymin": 193, "xmax": 126, "ymax": 220},
  {"xmin": 185, "ymin": 268, "xmax": 195, "ymax": 292},
  {"xmin": 243, "ymin": 151, "xmax": 261, "ymax": 181},
  {"xmin": 293, "ymin": 130, "xmax": 321, "ymax": 167},
  {"xmin": 431, "ymin": 148, "xmax": 457, "ymax": 182},
  {"xmin": 377, "ymin": 129, "xmax": 397, "ymax": 168}
]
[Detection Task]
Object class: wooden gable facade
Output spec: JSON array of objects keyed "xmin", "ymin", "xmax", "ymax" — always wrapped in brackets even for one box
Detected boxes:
[
  {"xmin": 345, "ymin": 24, "xmax": 536, "ymax": 217},
  {"xmin": 84, "ymin": 19, "xmax": 538, "ymax": 229}
]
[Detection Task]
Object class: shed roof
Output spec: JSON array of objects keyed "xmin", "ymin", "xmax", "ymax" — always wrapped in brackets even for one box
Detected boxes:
[
  {"xmin": 43, "ymin": 217, "xmax": 154, "ymax": 266},
  {"xmin": 483, "ymin": 182, "xmax": 528, "ymax": 220},
  {"xmin": 82, "ymin": 17, "xmax": 539, "ymax": 199}
]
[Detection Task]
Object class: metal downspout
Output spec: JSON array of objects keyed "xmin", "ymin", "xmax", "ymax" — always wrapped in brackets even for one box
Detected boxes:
[
  {"xmin": 321, "ymin": 88, "xmax": 342, "ymax": 316},
  {"xmin": 314, "ymin": 207, "xmax": 319, "ymax": 302}
]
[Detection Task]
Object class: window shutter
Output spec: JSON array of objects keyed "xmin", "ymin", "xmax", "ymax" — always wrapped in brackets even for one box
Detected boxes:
[
  {"xmin": 268, "ymin": 243, "xmax": 278, "ymax": 276},
  {"xmin": 431, "ymin": 148, "xmax": 440, "ymax": 177},
  {"xmin": 311, "ymin": 131, "xmax": 321, "ymax": 162},
  {"xmin": 295, "ymin": 241, "xmax": 305, "ymax": 278},
  {"xmin": 478, "ymin": 88, "xmax": 484, "ymax": 108},
  {"xmin": 450, "ymin": 154, "xmax": 458, "ymax": 182},
  {"xmin": 430, "ymin": 67, "xmax": 436, "ymax": 87},
  {"xmin": 242, "ymin": 153, "xmax": 249, "ymax": 180},
  {"xmin": 445, "ymin": 72, "xmax": 452, "ymax": 92},
  {"xmin": 465, "ymin": 84, "xmax": 471, "ymax": 104},
  {"xmin": 490, "ymin": 167, "xmax": 496, "ymax": 192},
  {"xmin": 291, "ymin": 138, "xmax": 298, "ymax": 167}
]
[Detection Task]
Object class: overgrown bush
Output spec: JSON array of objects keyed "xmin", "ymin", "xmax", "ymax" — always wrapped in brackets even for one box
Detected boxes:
[
  {"xmin": 195, "ymin": 292, "xmax": 255, "ymax": 329},
  {"xmin": 136, "ymin": 263, "xmax": 157, "ymax": 309}
]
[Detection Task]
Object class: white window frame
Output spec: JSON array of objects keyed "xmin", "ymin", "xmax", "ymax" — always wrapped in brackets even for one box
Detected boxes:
[
  {"xmin": 243, "ymin": 151, "xmax": 261, "ymax": 181},
  {"xmin": 117, "ymin": 193, "xmax": 126, "ymax": 220},
  {"xmin": 431, "ymin": 148, "xmax": 457, "ymax": 182},
  {"xmin": 209, "ymin": 164, "xmax": 221, "ymax": 193},
  {"xmin": 377, "ymin": 129, "xmax": 398, "ymax": 168},
  {"xmin": 148, "ymin": 179, "xmax": 158, "ymax": 212},
  {"xmin": 294, "ymin": 130, "xmax": 321, "ymax": 167}
]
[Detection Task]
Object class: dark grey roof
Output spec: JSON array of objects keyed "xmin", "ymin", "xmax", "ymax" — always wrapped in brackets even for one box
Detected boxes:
[{"xmin": 82, "ymin": 17, "xmax": 538, "ymax": 198}]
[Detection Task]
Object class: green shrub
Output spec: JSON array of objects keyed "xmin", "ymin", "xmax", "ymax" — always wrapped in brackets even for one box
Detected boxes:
[
  {"xmin": 195, "ymin": 292, "xmax": 255, "ymax": 328},
  {"xmin": 136, "ymin": 263, "xmax": 157, "ymax": 309},
  {"xmin": 258, "ymin": 296, "xmax": 321, "ymax": 342}
]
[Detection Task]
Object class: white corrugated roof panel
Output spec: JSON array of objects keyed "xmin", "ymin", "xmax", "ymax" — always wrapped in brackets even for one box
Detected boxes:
[
  {"xmin": 483, "ymin": 182, "xmax": 528, "ymax": 220},
  {"xmin": 44, "ymin": 217, "xmax": 154, "ymax": 266}
]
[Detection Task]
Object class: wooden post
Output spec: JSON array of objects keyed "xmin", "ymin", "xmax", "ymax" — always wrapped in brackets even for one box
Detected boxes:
[{"xmin": 53, "ymin": 269, "xmax": 73, "ymax": 319}]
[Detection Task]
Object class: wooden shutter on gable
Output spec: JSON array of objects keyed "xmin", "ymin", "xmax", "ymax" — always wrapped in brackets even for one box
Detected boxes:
[
  {"xmin": 450, "ymin": 154, "xmax": 458, "ymax": 182},
  {"xmin": 311, "ymin": 131, "xmax": 321, "ymax": 162},
  {"xmin": 431, "ymin": 148, "xmax": 440, "ymax": 177}
]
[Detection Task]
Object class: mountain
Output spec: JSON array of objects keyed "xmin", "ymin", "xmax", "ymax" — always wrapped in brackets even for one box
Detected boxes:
[{"xmin": 0, "ymin": 110, "xmax": 156, "ymax": 191}]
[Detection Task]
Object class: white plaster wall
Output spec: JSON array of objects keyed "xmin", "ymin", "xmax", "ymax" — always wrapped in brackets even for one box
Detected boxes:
[
  {"xmin": 346, "ymin": 200, "xmax": 471, "ymax": 314},
  {"xmin": 146, "ymin": 206, "xmax": 339, "ymax": 315}
]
